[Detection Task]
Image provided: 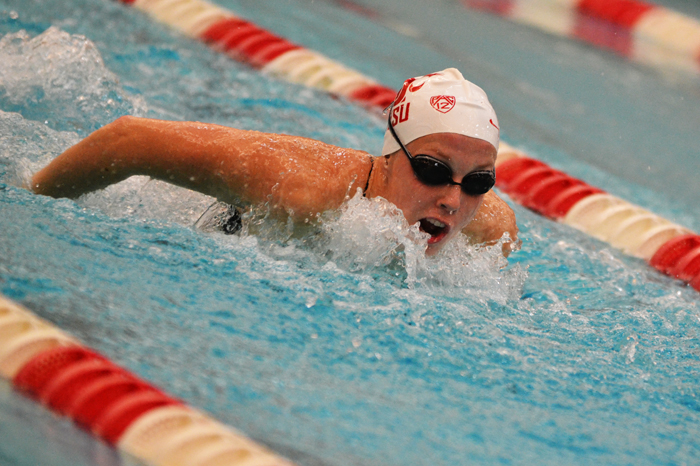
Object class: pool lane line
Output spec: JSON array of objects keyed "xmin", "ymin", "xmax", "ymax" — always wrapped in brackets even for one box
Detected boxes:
[
  {"xmin": 119, "ymin": 0, "xmax": 397, "ymax": 109},
  {"xmin": 0, "ymin": 295, "xmax": 297, "ymax": 466},
  {"xmin": 112, "ymin": 0, "xmax": 700, "ymax": 289},
  {"xmin": 462, "ymin": 0, "xmax": 700, "ymax": 78},
  {"xmin": 496, "ymin": 144, "xmax": 700, "ymax": 291}
]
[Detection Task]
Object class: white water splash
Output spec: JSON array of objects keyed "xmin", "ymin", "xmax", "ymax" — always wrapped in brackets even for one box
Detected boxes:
[
  {"xmin": 315, "ymin": 191, "xmax": 526, "ymax": 302},
  {"xmin": 80, "ymin": 177, "xmax": 217, "ymax": 227},
  {"xmin": 0, "ymin": 109, "xmax": 78, "ymax": 187},
  {"xmin": 416, "ymin": 232, "xmax": 526, "ymax": 303},
  {"xmin": 316, "ymin": 191, "xmax": 428, "ymax": 274},
  {"xmin": 0, "ymin": 27, "xmax": 146, "ymax": 132}
]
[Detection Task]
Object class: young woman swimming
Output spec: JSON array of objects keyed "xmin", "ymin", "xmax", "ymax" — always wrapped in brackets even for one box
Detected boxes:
[{"xmin": 31, "ymin": 68, "xmax": 517, "ymax": 256}]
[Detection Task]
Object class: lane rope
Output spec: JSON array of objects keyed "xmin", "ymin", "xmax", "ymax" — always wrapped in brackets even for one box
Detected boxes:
[
  {"xmin": 462, "ymin": 0, "xmax": 700, "ymax": 77},
  {"xmin": 495, "ymin": 145, "xmax": 700, "ymax": 290},
  {"xmin": 0, "ymin": 295, "xmax": 296, "ymax": 466},
  {"xmin": 126, "ymin": 0, "xmax": 397, "ymax": 109}
]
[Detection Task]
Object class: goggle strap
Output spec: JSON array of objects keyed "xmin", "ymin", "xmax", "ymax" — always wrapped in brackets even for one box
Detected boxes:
[{"xmin": 387, "ymin": 103, "xmax": 412, "ymax": 160}]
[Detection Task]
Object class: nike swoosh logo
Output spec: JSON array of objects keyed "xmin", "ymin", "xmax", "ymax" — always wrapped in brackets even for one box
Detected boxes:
[
  {"xmin": 490, "ymin": 119, "xmax": 499, "ymax": 130},
  {"xmin": 409, "ymin": 82, "xmax": 426, "ymax": 92}
]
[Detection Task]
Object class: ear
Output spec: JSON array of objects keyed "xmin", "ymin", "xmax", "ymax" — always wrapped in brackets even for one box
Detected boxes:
[
  {"xmin": 381, "ymin": 153, "xmax": 399, "ymax": 177},
  {"xmin": 383, "ymin": 152, "xmax": 397, "ymax": 165}
]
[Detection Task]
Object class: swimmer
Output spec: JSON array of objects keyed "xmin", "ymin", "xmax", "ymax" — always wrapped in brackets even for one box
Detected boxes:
[{"xmin": 31, "ymin": 68, "xmax": 518, "ymax": 256}]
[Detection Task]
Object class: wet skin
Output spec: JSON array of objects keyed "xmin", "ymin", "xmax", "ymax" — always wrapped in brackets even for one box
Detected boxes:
[{"xmin": 367, "ymin": 132, "xmax": 497, "ymax": 256}]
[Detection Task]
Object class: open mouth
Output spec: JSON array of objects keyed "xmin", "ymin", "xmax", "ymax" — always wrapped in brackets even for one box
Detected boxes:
[{"xmin": 419, "ymin": 218, "xmax": 450, "ymax": 244}]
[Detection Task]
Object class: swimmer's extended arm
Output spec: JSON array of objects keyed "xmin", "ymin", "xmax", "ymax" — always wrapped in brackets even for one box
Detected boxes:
[
  {"xmin": 32, "ymin": 116, "xmax": 372, "ymax": 221},
  {"xmin": 462, "ymin": 191, "xmax": 519, "ymax": 255}
]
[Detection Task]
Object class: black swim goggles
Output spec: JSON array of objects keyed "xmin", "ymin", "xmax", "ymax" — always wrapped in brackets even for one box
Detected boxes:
[{"xmin": 387, "ymin": 104, "xmax": 496, "ymax": 196}]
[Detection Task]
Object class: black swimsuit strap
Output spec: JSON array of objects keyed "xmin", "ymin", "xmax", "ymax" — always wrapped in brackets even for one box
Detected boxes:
[{"xmin": 363, "ymin": 156, "xmax": 374, "ymax": 196}]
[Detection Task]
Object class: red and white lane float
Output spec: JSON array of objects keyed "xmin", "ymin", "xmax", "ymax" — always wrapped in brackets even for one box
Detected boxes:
[
  {"xmin": 463, "ymin": 0, "xmax": 700, "ymax": 77},
  {"xmin": 496, "ymin": 143, "xmax": 700, "ymax": 290},
  {"xmin": 119, "ymin": 0, "xmax": 397, "ymax": 109},
  {"xmin": 0, "ymin": 295, "xmax": 295, "ymax": 466}
]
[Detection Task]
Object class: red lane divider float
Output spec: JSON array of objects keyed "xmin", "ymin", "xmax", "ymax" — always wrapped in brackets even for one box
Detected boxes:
[
  {"xmin": 200, "ymin": 17, "xmax": 302, "ymax": 68},
  {"xmin": 463, "ymin": 0, "xmax": 700, "ymax": 77},
  {"xmin": 577, "ymin": 0, "xmax": 655, "ymax": 27},
  {"xmin": 650, "ymin": 234, "xmax": 700, "ymax": 273},
  {"xmin": 0, "ymin": 296, "xmax": 295, "ymax": 465},
  {"xmin": 93, "ymin": 390, "xmax": 181, "ymax": 445},
  {"xmin": 496, "ymin": 147, "xmax": 700, "ymax": 291},
  {"xmin": 13, "ymin": 346, "xmax": 105, "ymax": 398},
  {"xmin": 496, "ymin": 156, "xmax": 603, "ymax": 219}
]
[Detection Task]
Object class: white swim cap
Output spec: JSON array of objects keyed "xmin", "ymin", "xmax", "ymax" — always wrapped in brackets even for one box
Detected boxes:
[{"xmin": 381, "ymin": 68, "xmax": 500, "ymax": 155}]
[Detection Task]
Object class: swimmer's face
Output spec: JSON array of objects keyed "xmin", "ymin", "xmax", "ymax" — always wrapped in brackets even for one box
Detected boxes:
[{"xmin": 382, "ymin": 133, "xmax": 497, "ymax": 256}]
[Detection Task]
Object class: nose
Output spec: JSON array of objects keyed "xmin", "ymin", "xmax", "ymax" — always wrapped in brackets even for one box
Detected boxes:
[{"xmin": 438, "ymin": 185, "xmax": 462, "ymax": 214}]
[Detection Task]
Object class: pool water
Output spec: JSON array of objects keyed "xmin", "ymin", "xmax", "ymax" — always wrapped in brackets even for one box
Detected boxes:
[{"xmin": 2, "ymin": 0, "xmax": 700, "ymax": 465}]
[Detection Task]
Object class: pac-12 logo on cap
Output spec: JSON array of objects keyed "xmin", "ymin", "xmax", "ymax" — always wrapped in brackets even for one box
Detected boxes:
[{"xmin": 430, "ymin": 95, "xmax": 456, "ymax": 113}]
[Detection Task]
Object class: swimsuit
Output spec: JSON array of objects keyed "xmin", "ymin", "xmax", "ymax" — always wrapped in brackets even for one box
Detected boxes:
[{"xmin": 194, "ymin": 202, "xmax": 242, "ymax": 235}]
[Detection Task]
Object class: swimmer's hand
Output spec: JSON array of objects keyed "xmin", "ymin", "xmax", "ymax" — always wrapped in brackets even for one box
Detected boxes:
[{"xmin": 461, "ymin": 190, "xmax": 519, "ymax": 256}]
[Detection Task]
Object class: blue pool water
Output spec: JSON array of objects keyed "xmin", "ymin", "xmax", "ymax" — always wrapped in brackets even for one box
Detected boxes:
[{"xmin": 1, "ymin": 0, "xmax": 700, "ymax": 465}]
